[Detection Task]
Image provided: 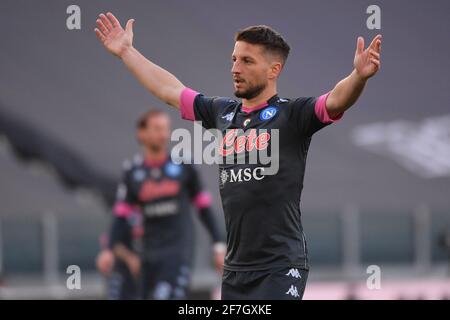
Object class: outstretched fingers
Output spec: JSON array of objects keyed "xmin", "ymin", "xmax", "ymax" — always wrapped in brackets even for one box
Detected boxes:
[
  {"xmin": 96, "ymin": 19, "xmax": 109, "ymax": 35},
  {"xmin": 369, "ymin": 49, "xmax": 380, "ymax": 60},
  {"xmin": 356, "ymin": 36, "xmax": 365, "ymax": 54},
  {"xmin": 99, "ymin": 13, "xmax": 113, "ymax": 32},
  {"xmin": 106, "ymin": 12, "xmax": 122, "ymax": 28},
  {"xmin": 370, "ymin": 58, "xmax": 380, "ymax": 68},
  {"xmin": 94, "ymin": 28, "xmax": 106, "ymax": 42},
  {"xmin": 369, "ymin": 34, "xmax": 382, "ymax": 52}
]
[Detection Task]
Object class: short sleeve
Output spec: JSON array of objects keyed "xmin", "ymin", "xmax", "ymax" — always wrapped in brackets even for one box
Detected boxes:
[
  {"xmin": 185, "ymin": 165, "xmax": 203, "ymax": 199},
  {"xmin": 292, "ymin": 92, "xmax": 344, "ymax": 137},
  {"xmin": 113, "ymin": 165, "xmax": 138, "ymax": 217},
  {"xmin": 185, "ymin": 165, "xmax": 212, "ymax": 209},
  {"xmin": 179, "ymin": 87, "xmax": 235, "ymax": 129}
]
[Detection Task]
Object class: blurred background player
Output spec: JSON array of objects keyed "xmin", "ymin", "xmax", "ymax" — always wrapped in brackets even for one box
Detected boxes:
[{"xmin": 96, "ymin": 110, "xmax": 225, "ymax": 299}]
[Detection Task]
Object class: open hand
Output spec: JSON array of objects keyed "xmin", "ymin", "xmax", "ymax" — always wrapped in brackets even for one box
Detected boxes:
[
  {"xmin": 94, "ymin": 12, "xmax": 134, "ymax": 58},
  {"xmin": 354, "ymin": 34, "xmax": 382, "ymax": 79}
]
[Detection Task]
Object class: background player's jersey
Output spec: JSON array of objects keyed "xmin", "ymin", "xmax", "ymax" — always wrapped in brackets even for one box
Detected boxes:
[
  {"xmin": 180, "ymin": 88, "xmax": 343, "ymax": 271},
  {"xmin": 112, "ymin": 154, "xmax": 216, "ymax": 263}
]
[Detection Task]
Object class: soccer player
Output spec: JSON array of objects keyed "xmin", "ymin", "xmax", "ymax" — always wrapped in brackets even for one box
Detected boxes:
[
  {"xmin": 98, "ymin": 110, "xmax": 226, "ymax": 300},
  {"xmin": 94, "ymin": 12, "xmax": 381, "ymax": 299}
]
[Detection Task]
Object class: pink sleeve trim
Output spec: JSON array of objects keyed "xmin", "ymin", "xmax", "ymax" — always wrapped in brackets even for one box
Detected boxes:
[
  {"xmin": 193, "ymin": 191, "xmax": 212, "ymax": 209},
  {"xmin": 113, "ymin": 201, "xmax": 134, "ymax": 218},
  {"xmin": 314, "ymin": 92, "xmax": 344, "ymax": 123},
  {"xmin": 179, "ymin": 87, "xmax": 199, "ymax": 121}
]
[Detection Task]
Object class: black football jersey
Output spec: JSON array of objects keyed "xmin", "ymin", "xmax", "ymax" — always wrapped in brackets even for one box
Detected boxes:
[{"xmin": 180, "ymin": 88, "xmax": 343, "ymax": 271}]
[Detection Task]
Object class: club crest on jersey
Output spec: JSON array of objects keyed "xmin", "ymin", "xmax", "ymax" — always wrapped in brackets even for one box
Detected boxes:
[
  {"xmin": 164, "ymin": 162, "xmax": 182, "ymax": 178},
  {"xmin": 133, "ymin": 169, "xmax": 146, "ymax": 182},
  {"xmin": 260, "ymin": 106, "xmax": 278, "ymax": 121}
]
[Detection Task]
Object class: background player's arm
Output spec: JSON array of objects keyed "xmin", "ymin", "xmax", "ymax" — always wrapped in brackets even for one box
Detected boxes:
[
  {"xmin": 112, "ymin": 243, "xmax": 141, "ymax": 276},
  {"xmin": 94, "ymin": 12, "xmax": 185, "ymax": 109},
  {"xmin": 197, "ymin": 203, "xmax": 226, "ymax": 272},
  {"xmin": 187, "ymin": 166, "xmax": 226, "ymax": 272},
  {"xmin": 108, "ymin": 212, "xmax": 141, "ymax": 277},
  {"xmin": 96, "ymin": 232, "xmax": 114, "ymax": 275},
  {"xmin": 106, "ymin": 165, "xmax": 142, "ymax": 276},
  {"xmin": 326, "ymin": 35, "xmax": 382, "ymax": 118}
]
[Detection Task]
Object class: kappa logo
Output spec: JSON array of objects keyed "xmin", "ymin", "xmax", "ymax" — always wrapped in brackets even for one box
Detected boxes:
[
  {"xmin": 221, "ymin": 112, "xmax": 235, "ymax": 122},
  {"xmin": 286, "ymin": 268, "xmax": 301, "ymax": 279},
  {"xmin": 286, "ymin": 285, "xmax": 300, "ymax": 298},
  {"xmin": 260, "ymin": 106, "xmax": 278, "ymax": 121}
]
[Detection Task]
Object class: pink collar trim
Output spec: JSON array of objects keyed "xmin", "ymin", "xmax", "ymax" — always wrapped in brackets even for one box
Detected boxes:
[
  {"xmin": 144, "ymin": 155, "xmax": 168, "ymax": 168},
  {"xmin": 241, "ymin": 102, "xmax": 269, "ymax": 114}
]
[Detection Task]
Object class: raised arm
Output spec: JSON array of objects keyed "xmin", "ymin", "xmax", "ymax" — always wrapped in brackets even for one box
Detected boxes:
[
  {"xmin": 94, "ymin": 12, "xmax": 185, "ymax": 109},
  {"xmin": 326, "ymin": 34, "xmax": 382, "ymax": 118}
]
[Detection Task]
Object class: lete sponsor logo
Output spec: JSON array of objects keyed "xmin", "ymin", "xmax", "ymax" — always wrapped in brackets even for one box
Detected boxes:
[
  {"xmin": 171, "ymin": 123, "xmax": 279, "ymax": 176},
  {"xmin": 139, "ymin": 179, "xmax": 180, "ymax": 202}
]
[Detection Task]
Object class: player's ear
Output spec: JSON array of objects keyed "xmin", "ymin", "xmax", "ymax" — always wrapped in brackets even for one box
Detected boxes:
[{"xmin": 268, "ymin": 61, "xmax": 282, "ymax": 80}]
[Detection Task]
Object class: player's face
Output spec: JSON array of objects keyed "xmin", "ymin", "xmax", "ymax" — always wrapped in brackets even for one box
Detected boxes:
[
  {"xmin": 231, "ymin": 41, "xmax": 271, "ymax": 100},
  {"xmin": 137, "ymin": 114, "xmax": 171, "ymax": 151}
]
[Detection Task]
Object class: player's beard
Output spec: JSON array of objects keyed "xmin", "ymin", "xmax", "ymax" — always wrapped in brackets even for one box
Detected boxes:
[
  {"xmin": 234, "ymin": 81, "xmax": 267, "ymax": 100},
  {"xmin": 147, "ymin": 142, "xmax": 165, "ymax": 153}
]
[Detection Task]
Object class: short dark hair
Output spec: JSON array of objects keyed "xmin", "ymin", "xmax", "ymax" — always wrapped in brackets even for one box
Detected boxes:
[
  {"xmin": 136, "ymin": 109, "xmax": 166, "ymax": 129},
  {"xmin": 235, "ymin": 25, "xmax": 290, "ymax": 64}
]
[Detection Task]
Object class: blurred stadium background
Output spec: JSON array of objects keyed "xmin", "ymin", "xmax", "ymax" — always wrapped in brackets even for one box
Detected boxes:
[{"xmin": 0, "ymin": 0, "xmax": 449, "ymax": 299}]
